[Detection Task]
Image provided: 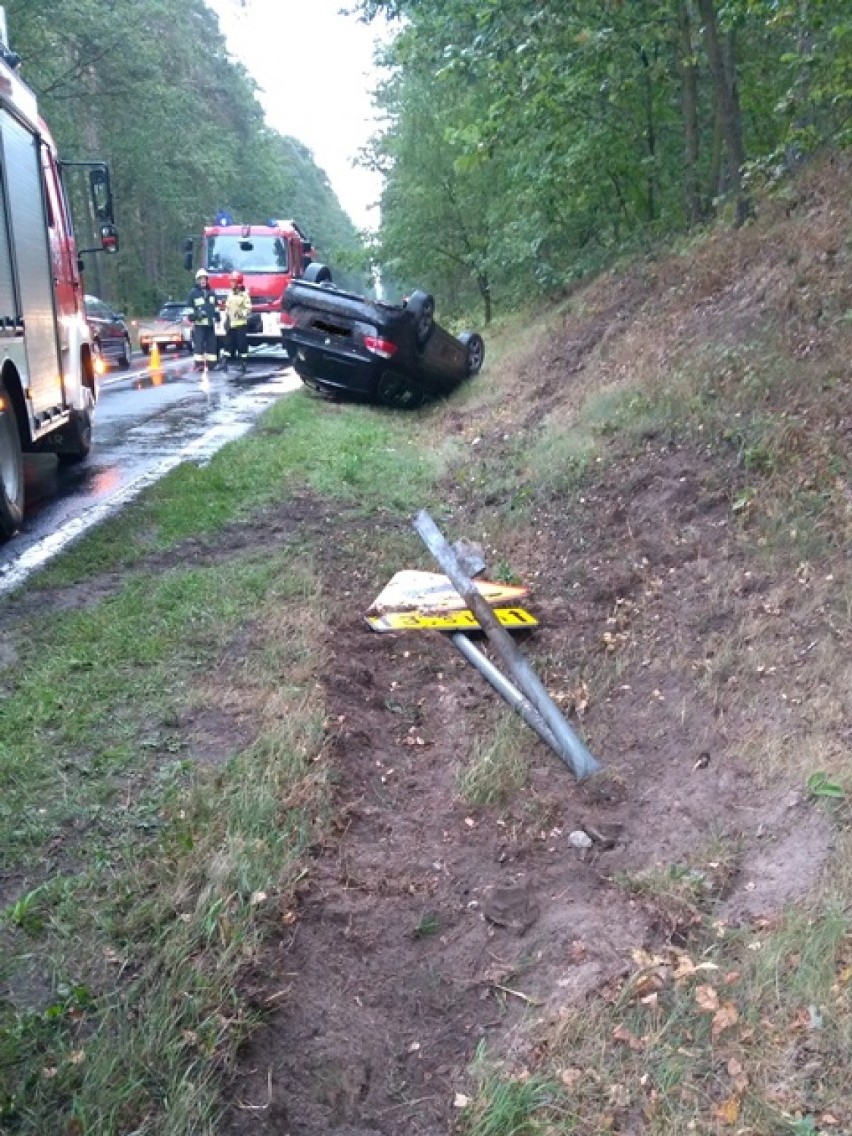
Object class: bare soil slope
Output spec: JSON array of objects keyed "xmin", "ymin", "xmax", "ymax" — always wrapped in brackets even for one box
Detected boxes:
[{"xmin": 213, "ymin": 159, "xmax": 850, "ymax": 1134}]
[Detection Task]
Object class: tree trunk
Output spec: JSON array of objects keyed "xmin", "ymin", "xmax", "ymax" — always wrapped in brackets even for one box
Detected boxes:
[
  {"xmin": 697, "ymin": 0, "xmax": 752, "ymax": 225},
  {"xmin": 675, "ymin": 0, "xmax": 704, "ymax": 226},
  {"xmin": 638, "ymin": 45, "xmax": 658, "ymax": 223},
  {"xmin": 477, "ymin": 272, "xmax": 492, "ymax": 325}
]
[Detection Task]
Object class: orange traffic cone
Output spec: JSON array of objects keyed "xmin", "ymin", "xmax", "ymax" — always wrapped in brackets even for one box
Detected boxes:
[{"xmin": 150, "ymin": 341, "xmax": 161, "ymax": 369}]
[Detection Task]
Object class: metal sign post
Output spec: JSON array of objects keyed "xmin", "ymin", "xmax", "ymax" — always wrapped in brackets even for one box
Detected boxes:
[{"xmin": 412, "ymin": 510, "xmax": 601, "ymax": 781}]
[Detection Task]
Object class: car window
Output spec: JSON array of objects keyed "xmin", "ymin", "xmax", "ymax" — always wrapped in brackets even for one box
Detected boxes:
[{"xmin": 85, "ymin": 297, "xmax": 108, "ymax": 319}]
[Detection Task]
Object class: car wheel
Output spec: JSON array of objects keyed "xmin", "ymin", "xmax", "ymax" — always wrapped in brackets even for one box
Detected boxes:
[
  {"xmin": 376, "ymin": 371, "xmax": 424, "ymax": 410},
  {"xmin": 406, "ymin": 291, "xmax": 435, "ymax": 346},
  {"xmin": 118, "ymin": 336, "xmax": 131, "ymax": 370},
  {"xmin": 0, "ymin": 374, "xmax": 25, "ymax": 538},
  {"xmin": 304, "ymin": 262, "xmax": 332, "ymax": 284},
  {"xmin": 459, "ymin": 331, "xmax": 485, "ymax": 376}
]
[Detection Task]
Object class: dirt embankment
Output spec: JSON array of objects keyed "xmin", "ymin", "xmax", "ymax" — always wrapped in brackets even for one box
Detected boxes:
[{"xmin": 47, "ymin": 160, "xmax": 845, "ymax": 1136}]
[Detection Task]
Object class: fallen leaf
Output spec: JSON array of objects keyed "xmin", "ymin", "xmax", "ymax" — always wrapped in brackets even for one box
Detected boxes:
[
  {"xmin": 715, "ymin": 1094, "xmax": 740, "ymax": 1125},
  {"xmin": 712, "ymin": 1001, "xmax": 739, "ymax": 1039},
  {"xmin": 673, "ymin": 955, "xmax": 696, "ymax": 980},
  {"xmin": 727, "ymin": 1057, "xmax": 748, "ymax": 1093},
  {"xmin": 560, "ymin": 1067, "xmax": 583, "ymax": 1089},
  {"xmin": 568, "ymin": 940, "xmax": 588, "ymax": 964},
  {"xmin": 695, "ymin": 984, "xmax": 719, "ymax": 1012},
  {"xmin": 632, "ymin": 972, "xmax": 665, "ymax": 1000},
  {"xmin": 612, "ymin": 1024, "xmax": 644, "ymax": 1051}
]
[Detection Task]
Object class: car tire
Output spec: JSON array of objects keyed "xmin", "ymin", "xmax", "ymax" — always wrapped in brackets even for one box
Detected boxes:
[
  {"xmin": 0, "ymin": 374, "xmax": 25, "ymax": 538},
  {"xmin": 406, "ymin": 291, "xmax": 435, "ymax": 346},
  {"xmin": 118, "ymin": 337, "xmax": 131, "ymax": 370},
  {"xmin": 304, "ymin": 262, "xmax": 332, "ymax": 285},
  {"xmin": 459, "ymin": 331, "xmax": 485, "ymax": 376},
  {"xmin": 376, "ymin": 371, "xmax": 424, "ymax": 410}
]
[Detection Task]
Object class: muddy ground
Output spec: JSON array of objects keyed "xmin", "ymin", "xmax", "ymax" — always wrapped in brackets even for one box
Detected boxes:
[{"xmin": 214, "ymin": 434, "xmax": 843, "ymax": 1135}]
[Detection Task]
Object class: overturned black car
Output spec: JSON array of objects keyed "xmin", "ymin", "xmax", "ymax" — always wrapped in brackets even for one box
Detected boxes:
[{"xmin": 280, "ymin": 264, "xmax": 484, "ymax": 409}]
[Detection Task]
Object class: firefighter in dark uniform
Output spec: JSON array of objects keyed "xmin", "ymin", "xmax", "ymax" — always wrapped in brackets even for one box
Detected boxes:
[
  {"xmin": 218, "ymin": 271, "xmax": 252, "ymax": 374},
  {"xmin": 186, "ymin": 268, "xmax": 219, "ymax": 371}
]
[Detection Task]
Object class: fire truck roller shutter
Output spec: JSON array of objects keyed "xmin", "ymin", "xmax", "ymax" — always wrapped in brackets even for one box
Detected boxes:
[
  {"xmin": 1, "ymin": 115, "xmax": 63, "ymax": 415},
  {"xmin": 0, "ymin": 139, "xmax": 15, "ymax": 327}
]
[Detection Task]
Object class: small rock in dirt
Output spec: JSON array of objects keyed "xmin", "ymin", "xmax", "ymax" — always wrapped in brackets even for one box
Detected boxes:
[
  {"xmin": 568, "ymin": 830, "xmax": 593, "ymax": 850},
  {"xmin": 582, "ymin": 821, "xmax": 623, "ymax": 849},
  {"xmin": 482, "ymin": 883, "xmax": 540, "ymax": 934}
]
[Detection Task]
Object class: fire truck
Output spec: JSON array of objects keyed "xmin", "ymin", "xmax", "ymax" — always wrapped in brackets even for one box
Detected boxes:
[
  {"xmin": 0, "ymin": 6, "xmax": 119, "ymax": 539},
  {"xmin": 183, "ymin": 214, "xmax": 316, "ymax": 348}
]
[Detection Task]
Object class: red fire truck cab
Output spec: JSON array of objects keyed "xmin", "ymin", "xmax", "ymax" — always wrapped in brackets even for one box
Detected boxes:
[
  {"xmin": 184, "ymin": 214, "xmax": 316, "ymax": 348},
  {"xmin": 0, "ymin": 5, "xmax": 119, "ymax": 539}
]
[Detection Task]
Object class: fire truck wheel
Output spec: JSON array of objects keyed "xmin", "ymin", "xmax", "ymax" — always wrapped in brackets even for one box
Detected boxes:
[
  {"xmin": 57, "ymin": 390, "xmax": 94, "ymax": 465},
  {"xmin": 0, "ymin": 376, "xmax": 25, "ymax": 537}
]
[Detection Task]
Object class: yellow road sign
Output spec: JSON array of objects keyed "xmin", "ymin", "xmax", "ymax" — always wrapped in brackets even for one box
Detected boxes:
[
  {"xmin": 366, "ymin": 607, "xmax": 539, "ymax": 633},
  {"xmin": 368, "ymin": 570, "xmax": 528, "ymax": 617}
]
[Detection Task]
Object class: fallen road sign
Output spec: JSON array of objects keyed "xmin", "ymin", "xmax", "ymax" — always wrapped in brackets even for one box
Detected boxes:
[
  {"xmin": 368, "ymin": 569, "xmax": 528, "ymax": 617},
  {"xmin": 366, "ymin": 607, "xmax": 539, "ymax": 633}
]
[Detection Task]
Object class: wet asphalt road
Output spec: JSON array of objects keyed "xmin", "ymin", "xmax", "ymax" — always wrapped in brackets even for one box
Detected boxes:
[{"xmin": 0, "ymin": 347, "xmax": 301, "ymax": 597}]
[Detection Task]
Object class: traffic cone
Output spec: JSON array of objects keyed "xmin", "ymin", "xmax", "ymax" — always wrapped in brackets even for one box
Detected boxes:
[{"xmin": 150, "ymin": 341, "xmax": 161, "ymax": 369}]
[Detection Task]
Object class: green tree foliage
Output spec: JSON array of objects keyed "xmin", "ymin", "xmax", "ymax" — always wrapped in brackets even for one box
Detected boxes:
[
  {"xmin": 6, "ymin": 0, "xmax": 365, "ymax": 313},
  {"xmin": 359, "ymin": 0, "xmax": 850, "ymax": 322}
]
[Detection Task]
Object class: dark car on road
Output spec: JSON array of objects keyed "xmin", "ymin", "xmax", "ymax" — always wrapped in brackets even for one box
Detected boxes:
[
  {"xmin": 280, "ymin": 264, "xmax": 484, "ymax": 408},
  {"xmin": 85, "ymin": 294, "xmax": 132, "ymax": 370}
]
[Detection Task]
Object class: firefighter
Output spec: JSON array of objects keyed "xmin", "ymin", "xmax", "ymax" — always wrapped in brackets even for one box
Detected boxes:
[
  {"xmin": 218, "ymin": 271, "xmax": 252, "ymax": 374},
  {"xmin": 186, "ymin": 268, "xmax": 219, "ymax": 371}
]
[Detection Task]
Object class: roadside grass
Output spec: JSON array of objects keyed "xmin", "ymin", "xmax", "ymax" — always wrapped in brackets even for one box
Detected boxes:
[
  {"xmin": 0, "ymin": 550, "xmax": 331, "ymax": 1133},
  {"xmin": 32, "ymin": 387, "xmax": 456, "ymax": 589},
  {"xmin": 459, "ymin": 887, "xmax": 852, "ymax": 1136},
  {"xmin": 456, "ymin": 711, "xmax": 530, "ymax": 806}
]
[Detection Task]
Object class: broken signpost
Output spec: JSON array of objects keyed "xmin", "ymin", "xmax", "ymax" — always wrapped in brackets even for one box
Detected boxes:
[{"xmin": 364, "ymin": 510, "xmax": 601, "ymax": 781}]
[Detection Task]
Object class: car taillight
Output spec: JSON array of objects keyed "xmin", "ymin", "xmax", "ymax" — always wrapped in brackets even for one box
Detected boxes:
[
  {"xmin": 363, "ymin": 335, "xmax": 398, "ymax": 359},
  {"xmin": 280, "ymin": 311, "xmax": 297, "ymax": 329}
]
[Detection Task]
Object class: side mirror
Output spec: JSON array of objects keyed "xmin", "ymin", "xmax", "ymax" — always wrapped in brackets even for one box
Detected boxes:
[
  {"xmin": 89, "ymin": 166, "xmax": 114, "ymax": 223},
  {"xmin": 183, "ymin": 237, "xmax": 194, "ymax": 272},
  {"xmin": 100, "ymin": 222, "xmax": 119, "ymax": 254}
]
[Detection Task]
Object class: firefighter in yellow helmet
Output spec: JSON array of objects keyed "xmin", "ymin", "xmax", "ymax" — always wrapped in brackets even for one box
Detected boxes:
[
  {"xmin": 186, "ymin": 268, "xmax": 219, "ymax": 371},
  {"xmin": 218, "ymin": 271, "xmax": 252, "ymax": 375}
]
